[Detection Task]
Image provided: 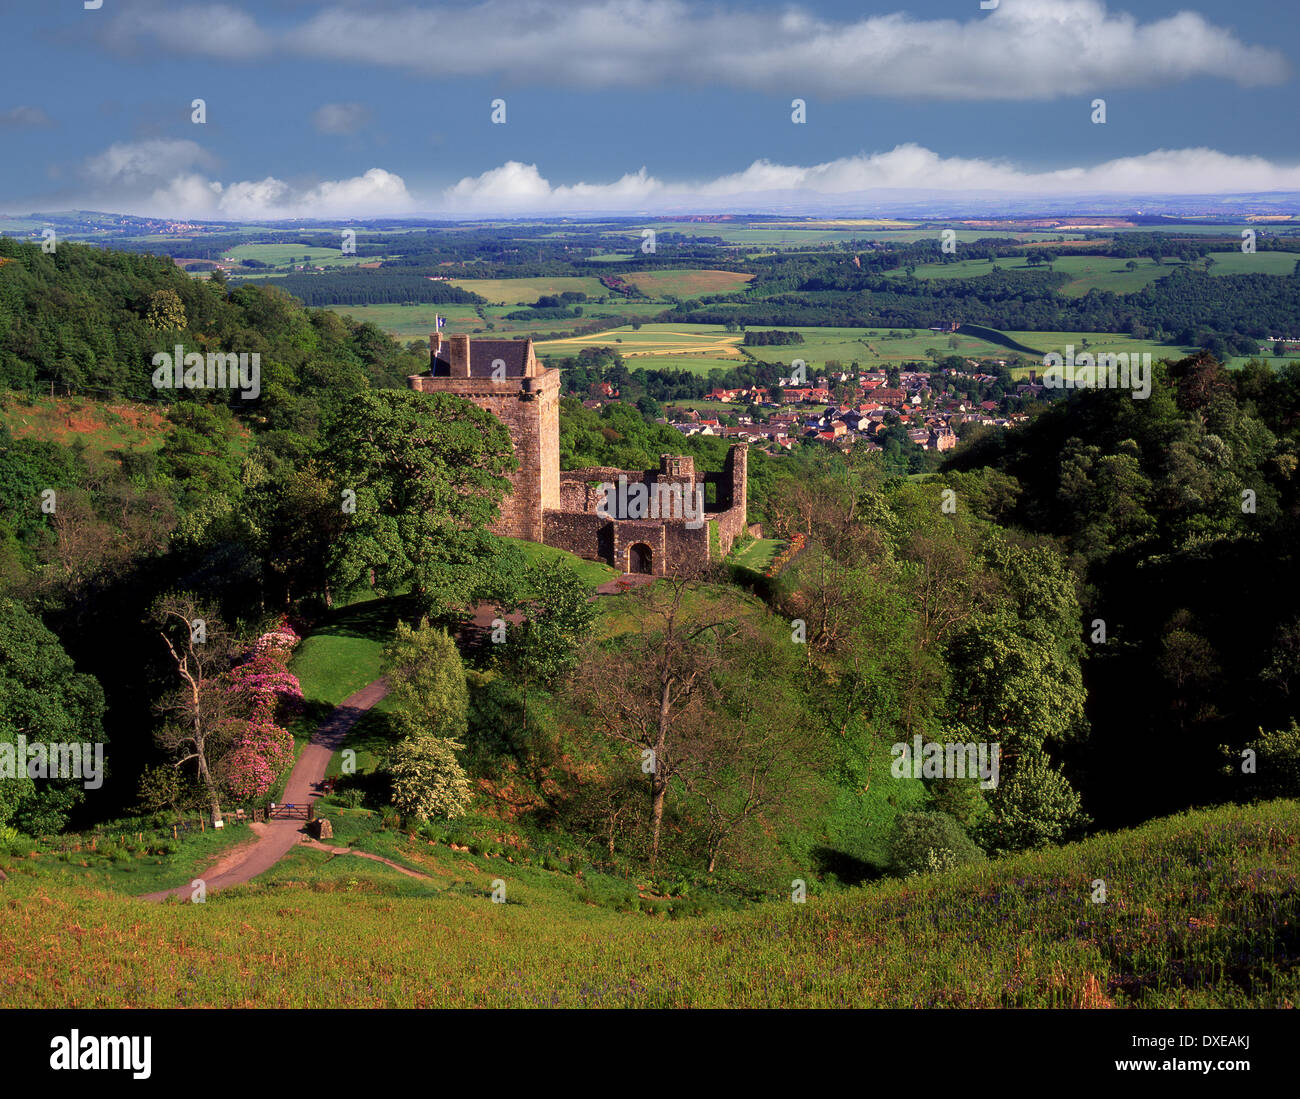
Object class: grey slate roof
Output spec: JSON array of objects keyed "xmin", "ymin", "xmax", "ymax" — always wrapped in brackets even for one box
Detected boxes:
[{"xmin": 432, "ymin": 339, "xmax": 532, "ymax": 378}]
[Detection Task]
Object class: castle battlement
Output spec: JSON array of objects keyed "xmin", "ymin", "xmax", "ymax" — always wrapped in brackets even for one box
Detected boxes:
[{"xmin": 409, "ymin": 333, "xmax": 745, "ymax": 575}]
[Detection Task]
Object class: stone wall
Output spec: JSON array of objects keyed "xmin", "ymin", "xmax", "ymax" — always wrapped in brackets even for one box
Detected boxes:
[
  {"xmin": 408, "ymin": 350, "xmax": 560, "ymax": 543},
  {"xmin": 703, "ymin": 444, "xmax": 748, "ymax": 557},
  {"xmin": 543, "ymin": 509, "xmax": 609, "ymax": 564},
  {"xmin": 409, "ymin": 341, "xmax": 745, "ymax": 575}
]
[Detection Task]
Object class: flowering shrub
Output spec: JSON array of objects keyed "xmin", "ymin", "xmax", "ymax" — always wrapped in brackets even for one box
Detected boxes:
[
  {"xmin": 227, "ymin": 652, "xmax": 304, "ymax": 718},
  {"xmin": 218, "ymin": 621, "xmax": 303, "ymax": 800},
  {"xmin": 225, "ymin": 719, "xmax": 295, "ymax": 799},
  {"xmin": 250, "ymin": 622, "xmax": 301, "ymax": 659}
]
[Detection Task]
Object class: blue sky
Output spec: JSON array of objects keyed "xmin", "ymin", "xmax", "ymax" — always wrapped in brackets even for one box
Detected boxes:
[{"xmin": 0, "ymin": 0, "xmax": 1297, "ymax": 218}]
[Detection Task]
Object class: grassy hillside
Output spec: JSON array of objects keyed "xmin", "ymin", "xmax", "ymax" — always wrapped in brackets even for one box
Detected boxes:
[
  {"xmin": 1, "ymin": 800, "xmax": 1293, "ymax": 1007},
  {"xmin": 0, "ymin": 392, "xmax": 171, "ymax": 455}
]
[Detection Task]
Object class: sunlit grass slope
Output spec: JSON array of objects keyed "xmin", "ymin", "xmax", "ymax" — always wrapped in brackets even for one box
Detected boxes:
[{"xmin": 1, "ymin": 800, "xmax": 1293, "ymax": 1008}]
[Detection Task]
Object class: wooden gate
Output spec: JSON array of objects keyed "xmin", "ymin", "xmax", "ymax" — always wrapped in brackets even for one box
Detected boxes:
[{"xmin": 268, "ymin": 802, "xmax": 313, "ymax": 821}]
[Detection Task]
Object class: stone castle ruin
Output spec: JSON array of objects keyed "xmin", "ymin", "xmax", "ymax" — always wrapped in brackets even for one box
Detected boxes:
[{"xmin": 409, "ymin": 333, "xmax": 747, "ymax": 575}]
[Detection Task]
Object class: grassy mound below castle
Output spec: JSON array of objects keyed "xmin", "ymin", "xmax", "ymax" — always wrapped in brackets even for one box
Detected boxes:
[{"xmin": 1, "ymin": 799, "xmax": 1293, "ymax": 1008}]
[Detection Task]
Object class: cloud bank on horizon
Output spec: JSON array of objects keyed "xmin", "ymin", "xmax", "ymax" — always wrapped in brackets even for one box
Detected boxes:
[
  {"xmin": 3, "ymin": 0, "xmax": 1294, "ymax": 219},
  {"xmin": 68, "ymin": 141, "xmax": 1300, "ymax": 220},
  {"xmin": 103, "ymin": 0, "xmax": 1288, "ymax": 101}
]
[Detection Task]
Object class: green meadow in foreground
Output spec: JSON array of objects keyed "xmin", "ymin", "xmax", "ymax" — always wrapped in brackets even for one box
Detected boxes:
[{"xmin": 1, "ymin": 800, "xmax": 1293, "ymax": 1008}]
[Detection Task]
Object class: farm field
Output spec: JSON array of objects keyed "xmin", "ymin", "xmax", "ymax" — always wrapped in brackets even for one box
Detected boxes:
[
  {"xmin": 1000, "ymin": 330, "xmax": 1195, "ymax": 360},
  {"xmin": 1222, "ymin": 350, "xmax": 1300, "ymax": 371},
  {"xmin": 885, "ymin": 250, "xmax": 1298, "ymax": 297},
  {"xmin": 1, "ymin": 799, "xmax": 1293, "ymax": 1007},
  {"xmin": 328, "ymin": 302, "xmax": 484, "ymax": 340},
  {"xmin": 448, "ymin": 276, "xmax": 609, "ymax": 304},
  {"xmin": 331, "ymin": 300, "xmax": 670, "ymax": 342},
  {"xmin": 222, "ymin": 243, "xmax": 376, "ymax": 268},
  {"xmin": 761, "ymin": 219, "xmax": 923, "ymax": 230},
  {"xmin": 537, "ymin": 323, "xmax": 745, "ymax": 359},
  {"xmin": 612, "ymin": 354, "xmax": 745, "ymax": 376},
  {"xmin": 740, "ymin": 326, "xmax": 980, "ymax": 367},
  {"xmin": 885, "ymin": 254, "xmax": 1176, "ymax": 296},
  {"xmin": 1204, "ymin": 250, "xmax": 1300, "ymax": 276},
  {"xmin": 621, "ymin": 269, "xmax": 755, "ymax": 297},
  {"xmin": 598, "ymin": 225, "xmax": 1093, "ymax": 246},
  {"xmin": 537, "ymin": 322, "xmax": 1219, "ymax": 378}
]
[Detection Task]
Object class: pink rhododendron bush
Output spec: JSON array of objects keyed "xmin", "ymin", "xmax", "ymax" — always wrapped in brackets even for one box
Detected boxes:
[
  {"xmin": 224, "ymin": 719, "xmax": 296, "ymax": 799},
  {"xmin": 250, "ymin": 623, "xmax": 300, "ymax": 659},
  {"xmin": 220, "ymin": 620, "xmax": 304, "ymax": 799},
  {"xmin": 227, "ymin": 653, "xmax": 305, "ymax": 717}
]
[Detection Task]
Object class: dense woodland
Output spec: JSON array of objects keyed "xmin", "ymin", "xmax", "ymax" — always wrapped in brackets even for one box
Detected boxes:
[{"xmin": 0, "ymin": 238, "xmax": 1297, "ymax": 891}]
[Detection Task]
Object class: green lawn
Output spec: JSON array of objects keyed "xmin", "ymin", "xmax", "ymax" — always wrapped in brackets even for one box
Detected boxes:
[
  {"xmin": 290, "ymin": 595, "xmax": 418, "ymax": 708},
  {"xmin": 728, "ymin": 537, "xmax": 781, "ymax": 573},
  {"xmin": 1, "ymin": 819, "xmax": 261, "ymax": 896}
]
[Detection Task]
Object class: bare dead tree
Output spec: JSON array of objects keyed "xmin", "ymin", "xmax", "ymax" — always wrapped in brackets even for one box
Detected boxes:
[
  {"xmin": 575, "ymin": 576, "xmax": 738, "ymax": 871},
  {"xmin": 152, "ymin": 594, "xmax": 242, "ymax": 822}
]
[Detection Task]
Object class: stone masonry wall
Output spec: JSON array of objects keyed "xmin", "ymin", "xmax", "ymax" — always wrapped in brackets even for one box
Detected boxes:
[{"xmin": 409, "ymin": 368, "xmax": 560, "ymax": 542}]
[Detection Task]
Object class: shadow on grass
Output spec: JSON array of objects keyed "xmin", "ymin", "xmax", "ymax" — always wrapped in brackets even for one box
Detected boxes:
[
  {"xmin": 726, "ymin": 563, "xmax": 776, "ymax": 601},
  {"xmin": 310, "ymin": 593, "xmax": 424, "ymax": 644},
  {"xmin": 811, "ymin": 845, "xmax": 888, "ymax": 886}
]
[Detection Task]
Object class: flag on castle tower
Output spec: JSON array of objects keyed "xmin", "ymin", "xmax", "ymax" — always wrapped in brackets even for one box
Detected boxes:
[{"xmin": 435, "ymin": 315, "xmax": 445, "ymax": 330}]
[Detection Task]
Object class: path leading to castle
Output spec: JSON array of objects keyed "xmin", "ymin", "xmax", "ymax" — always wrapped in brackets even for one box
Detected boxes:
[
  {"xmin": 140, "ymin": 677, "xmax": 389, "ymax": 902},
  {"xmin": 143, "ymin": 574, "xmax": 655, "ymax": 902}
]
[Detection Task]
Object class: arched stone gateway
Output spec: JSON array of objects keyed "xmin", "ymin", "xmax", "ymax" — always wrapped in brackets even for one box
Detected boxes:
[{"xmin": 628, "ymin": 542, "xmax": 653, "ymax": 574}]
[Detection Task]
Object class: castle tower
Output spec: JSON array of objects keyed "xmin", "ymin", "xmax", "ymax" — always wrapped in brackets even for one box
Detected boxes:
[{"xmin": 408, "ymin": 333, "xmax": 560, "ymax": 542}]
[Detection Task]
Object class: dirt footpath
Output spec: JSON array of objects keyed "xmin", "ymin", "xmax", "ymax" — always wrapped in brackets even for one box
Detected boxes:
[{"xmin": 141, "ymin": 677, "xmax": 389, "ymax": 902}]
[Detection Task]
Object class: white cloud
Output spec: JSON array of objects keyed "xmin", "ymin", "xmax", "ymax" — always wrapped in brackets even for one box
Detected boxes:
[
  {"xmin": 107, "ymin": 0, "xmax": 1288, "ymax": 100},
  {"xmin": 0, "ymin": 106, "xmax": 53, "ymax": 128},
  {"xmin": 438, "ymin": 146, "xmax": 1300, "ymax": 214},
  {"xmin": 299, "ymin": 167, "xmax": 412, "ymax": 213},
  {"xmin": 104, "ymin": 3, "xmax": 272, "ymax": 60},
  {"xmin": 84, "ymin": 139, "xmax": 217, "ymax": 189},
  {"xmin": 311, "ymin": 102, "xmax": 372, "ymax": 135},
  {"xmin": 65, "ymin": 141, "xmax": 1300, "ymax": 220},
  {"xmin": 77, "ymin": 140, "xmax": 413, "ymax": 218}
]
